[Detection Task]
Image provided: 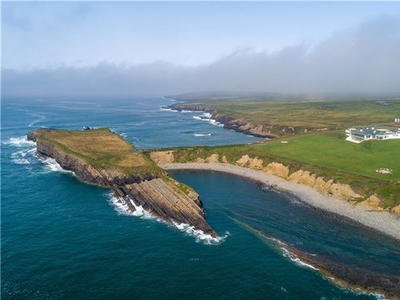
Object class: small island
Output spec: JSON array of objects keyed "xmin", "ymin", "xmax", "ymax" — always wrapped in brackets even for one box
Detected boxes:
[{"xmin": 27, "ymin": 128, "xmax": 218, "ymax": 238}]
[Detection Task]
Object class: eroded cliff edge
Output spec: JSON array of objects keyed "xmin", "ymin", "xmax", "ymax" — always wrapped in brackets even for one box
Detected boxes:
[
  {"xmin": 149, "ymin": 150, "xmax": 400, "ymax": 213},
  {"xmin": 166, "ymin": 103, "xmax": 275, "ymax": 138},
  {"xmin": 27, "ymin": 128, "xmax": 218, "ymax": 238}
]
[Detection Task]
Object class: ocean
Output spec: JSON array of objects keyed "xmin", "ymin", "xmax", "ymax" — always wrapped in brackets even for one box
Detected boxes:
[{"xmin": 2, "ymin": 97, "xmax": 399, "ymax": 300}]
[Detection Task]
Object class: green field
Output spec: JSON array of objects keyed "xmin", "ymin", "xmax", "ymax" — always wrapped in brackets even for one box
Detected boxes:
[
  {"xmin": 178, "ymin": 98, "xmax": 400, "ymax": 136},
  {"xmin": 162, "ymin": 132, "xmax": 400, "ymax": 208},
  {"xmin": 258, "ymin": 134, "xmax": 400, "ymax": 181}
]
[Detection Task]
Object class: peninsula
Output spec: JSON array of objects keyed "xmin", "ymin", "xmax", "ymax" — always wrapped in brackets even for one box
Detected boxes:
[{"xmin": 27, "ymin": 128, "xmax": 218, "ymax": 238}]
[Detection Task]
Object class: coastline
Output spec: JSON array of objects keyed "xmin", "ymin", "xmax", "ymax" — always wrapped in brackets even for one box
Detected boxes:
[{"xmin": 160, "ymin": 163, "xmax": 400, "ymax": 241}]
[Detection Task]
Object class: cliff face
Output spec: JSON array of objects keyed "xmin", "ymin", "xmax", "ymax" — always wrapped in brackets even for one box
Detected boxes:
[
  {"xmin": 28, "ymin": 129, "xmax": 218, "ymax": 238},
  {"xmin": 34, "ymin": 136, "xmax": 163, "ymax": 187},
  {"xmin": 168, "ymin": 103, "xmax": 274, "ymax": 138},
  {"xmin": 150, "ymin": 150, "xmax": 395, "ymax": 212}
]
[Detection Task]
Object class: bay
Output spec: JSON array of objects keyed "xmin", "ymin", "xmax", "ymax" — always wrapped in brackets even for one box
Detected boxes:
[{"xmin": 2, "ymin": 97, "xmax": 399, "ymax": 299}]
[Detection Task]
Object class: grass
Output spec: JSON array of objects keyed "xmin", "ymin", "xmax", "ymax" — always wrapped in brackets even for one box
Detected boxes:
[
  {"xmin": 258, "ymin": 134, "xmax": 400, "ymax": 181},
  {"xmin": 157, "ymin": 134, "xmax": 400, "ymax": 207},
  {"xmin": 178, "ymin": 99, "xmax": 400, "ymax": 136},
  {"xmin": 37, "ymin": 128, "xmax": 163, "ymax": 176},
  {"xmin": 164, "ymin": 98, "xmax": 400, "ymax": 206}
]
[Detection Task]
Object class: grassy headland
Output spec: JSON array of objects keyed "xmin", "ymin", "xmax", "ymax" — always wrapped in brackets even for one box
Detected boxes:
[{"xmin": 36, "ymin": 128, "xmax": 162, "ymax": 176}]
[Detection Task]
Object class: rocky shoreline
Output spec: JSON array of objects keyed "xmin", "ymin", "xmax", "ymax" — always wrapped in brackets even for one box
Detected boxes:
[
  {"xmin": 166, "ymin": 103, "xmax": 275, "ymax": 138},
  {"xmin": 28, "ymin": 129, "xmax": 218, "ymax": 238},
  {"xmin": 160, "ymin": 162, "xmax": 400, "ymax": 241}
]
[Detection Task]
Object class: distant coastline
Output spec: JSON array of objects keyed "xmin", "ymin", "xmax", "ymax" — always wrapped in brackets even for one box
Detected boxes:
[{"xmin": 161, "ymin": 163, "xmax": 400, "ymax": 242}]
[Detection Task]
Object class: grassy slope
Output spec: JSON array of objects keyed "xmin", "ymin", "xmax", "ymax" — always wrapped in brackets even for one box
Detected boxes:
[{"xmin": 38, "ymin": 128, "xmax": 162, "ymax": 176}]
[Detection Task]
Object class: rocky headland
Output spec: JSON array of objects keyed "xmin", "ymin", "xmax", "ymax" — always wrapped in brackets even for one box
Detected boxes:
[
  {"xmin": 28, "ymin": 128, "xmax": 218, "ymax": 238},
  {"xmin": 166, "ymin": 103, "xmax": 275, "ymax": 138}
]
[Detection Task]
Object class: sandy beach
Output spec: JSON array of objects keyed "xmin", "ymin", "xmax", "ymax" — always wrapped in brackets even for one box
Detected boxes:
[{"xmin": 161, "ymin": 163, "xmax": 400, "ymax": 241}]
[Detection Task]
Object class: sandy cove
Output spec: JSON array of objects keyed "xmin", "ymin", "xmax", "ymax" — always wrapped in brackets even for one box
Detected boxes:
[{"xmin": 160, "ymin": 163, "xmax": 400, "ymax": 241}]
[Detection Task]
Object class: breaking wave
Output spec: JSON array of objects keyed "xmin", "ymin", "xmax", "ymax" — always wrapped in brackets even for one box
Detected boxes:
[
  {"xmin": 173, "ymin": 222, "xmax": 229, "ymax": 245},
  {"xmin": 192, "ymin": 113, "xmax": 223, "ymax": 127},
  {"xmin": 281, "ymin": 247, "xmax": 319, "ymax": 270},
  {"xmin": 110, "ymin": 194, "xmax": 228, "ymax": 245},
  {"xmin": 11, "ymin": 149, "xmax": 35, "ymax": 165},
  {"xmin": 108, "ymin": 194, "xmax": 154, "ymax": 219},
  {"xmin": 5, "ymin": 136, "xmax": 37, "ymax": 165},
  {"xmin": 194, "ymin": 133, "xmax": 212, "ymax": 137},
  {"xmin": 4, "ymin": 136, "xmax": 36, "ymax": 147},
  {"xmin": 38, "ymin": 156, "xmax": 73, "ymax": 174}
]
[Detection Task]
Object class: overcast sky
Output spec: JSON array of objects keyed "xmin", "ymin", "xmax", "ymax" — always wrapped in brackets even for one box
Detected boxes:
[{"xmin": 2, "ymin": 2, "xmax": 400, "ymax": 98}]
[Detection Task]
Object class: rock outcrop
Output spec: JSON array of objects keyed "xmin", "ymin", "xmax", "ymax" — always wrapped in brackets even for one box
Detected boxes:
[
  {"xmin": 152, "ymin": 149, "xmax": 389, "ymax": 211},
  {"xmin": 167, "ymin": 103, "xmax": 274, "ymax": 138},
  {"xmin": 28, "ymin": 129, "xmax": 218, "ymax": 238}
]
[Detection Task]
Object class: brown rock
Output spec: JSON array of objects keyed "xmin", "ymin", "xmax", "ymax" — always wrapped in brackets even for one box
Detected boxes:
[
  {"xmin": 150, "ymin": 151, "xmax": 175, "ymax": 164},
  {"xmin": 358, "ymin": 195, "xmax": 384, "ymax": 211},
  {"xmin": 205, "ymin": 153, "xmax": 220, "ymax": 163},
  {"xmin": 264, "ymin": 162, "xmax": 290, "ymax": 179}
]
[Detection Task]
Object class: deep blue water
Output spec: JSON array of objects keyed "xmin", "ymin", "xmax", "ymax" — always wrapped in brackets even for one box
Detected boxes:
[{"xmin": 2, "ymin": 97, "xmax": 400, "ymax": 299}]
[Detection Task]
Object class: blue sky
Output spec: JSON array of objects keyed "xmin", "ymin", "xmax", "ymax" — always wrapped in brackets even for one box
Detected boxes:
[
  {"xmin": 2, "ymin": 1, "xmax": 400, "ymax": 96},
  {"xmin": 3, "ymin": 1, "xmax": 399, "ymax": 69}
]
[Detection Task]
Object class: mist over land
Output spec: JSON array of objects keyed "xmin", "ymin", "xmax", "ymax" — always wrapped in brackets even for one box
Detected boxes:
[{"xmin": 2, "ymin": 6, "xmax": 400, "ymax": 99}]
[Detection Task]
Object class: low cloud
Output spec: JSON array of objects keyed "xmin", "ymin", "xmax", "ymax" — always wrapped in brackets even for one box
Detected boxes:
[{"xmin": 3, "ymin": 15, "xmax": 400, "ymax": 98}]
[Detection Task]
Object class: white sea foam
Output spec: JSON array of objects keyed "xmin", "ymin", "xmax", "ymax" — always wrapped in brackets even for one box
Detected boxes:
[
  {"xmin": 281, "ymin": 247, "xmax": 319, "ymax": 270},
  {"xmin": 12, "ymin": 158, "xmax": 30, "ymax": 165},
  {"xmin": 28, "ymin": 114, "xmax": 46, "ymax": 127},
  {"xmin": 5, "ymin": 136, "xmax": 36, "ymax": 147},
  {"xmin": 108, "ymin": 194, "xmax": 154, "ymax": 219},
  {"xmin": 194, "ymin": 133, "xmax": 212, "ymax": 137},
  {"xmin": 110, "ymin": 194, "xmax": 228, "ymax": 244},
  {"xmin": 173, "ymin": 222, "xmax": 229, "ymax": 245},
  {"xmin": 160, "ymin": 107, "xmax": 179, "ymax": 112},
  {"xmin": 39, "ymin": 156, "xmax": 73, "ymax": 173},
  {"xmin": 192, "ymin": 114, "xmax": 223, "ymax": 127},
  {"xmin": 7, "ymin": 137, "xmax": 36, "ymax": 165}
]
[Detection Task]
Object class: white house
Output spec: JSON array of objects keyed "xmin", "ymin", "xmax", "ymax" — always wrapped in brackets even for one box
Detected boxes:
[{"xmin": 346, "ymin": 127, "xmax": 400, "ymax": 143}]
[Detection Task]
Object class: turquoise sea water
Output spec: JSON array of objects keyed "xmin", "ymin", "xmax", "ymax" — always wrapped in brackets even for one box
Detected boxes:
[{"xmin": 2, "ymin": 97, "xmax": 400, "ymax": 299}]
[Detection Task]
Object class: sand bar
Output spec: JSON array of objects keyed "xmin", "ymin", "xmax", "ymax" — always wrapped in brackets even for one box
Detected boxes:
[{"xmin": 161, "ymin": 163, "xmax": 400, "ymax": 241}]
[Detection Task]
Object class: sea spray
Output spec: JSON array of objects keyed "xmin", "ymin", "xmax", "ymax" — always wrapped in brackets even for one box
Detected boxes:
[
  {"xmin": 108, "ymin": 194, "xmax": 154, "ymax": 219},
  {"xmin": 173, "ymin": 222, "xmax": 229, "ymax": 245},
  {"xmin": 109, "ymin": 194, "xmax": 227, "ymax": 245},
  {"xmin": 281, "ymin": 247, "xmax": 319, "ymax": 270}
]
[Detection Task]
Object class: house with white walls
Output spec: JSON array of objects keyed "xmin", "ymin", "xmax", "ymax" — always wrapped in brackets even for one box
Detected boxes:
[{"xmin": 345, "ymin": 127, "xmax": 400, "ymax": 143}]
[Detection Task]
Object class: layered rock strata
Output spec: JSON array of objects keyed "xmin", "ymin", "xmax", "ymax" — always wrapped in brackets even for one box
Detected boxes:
[{"xmin": 28, "ymin": 129, "xmax": 218, "ymax": 238}]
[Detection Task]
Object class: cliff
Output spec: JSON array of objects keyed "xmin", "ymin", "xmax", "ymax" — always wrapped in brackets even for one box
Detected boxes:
[
  {"xmin": 167, "ymin": 103, "xmax": 274, "ymax": 138},
  {"xmin": 150, "ymin": 150, "xmax": 399, "ymax": 213},
  {"xmin": 28, "ymin": 128, "xmax": 218, "ymax": 238}
]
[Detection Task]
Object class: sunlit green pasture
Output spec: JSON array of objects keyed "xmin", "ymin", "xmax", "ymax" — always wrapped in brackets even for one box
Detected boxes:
[{"xmin": 258, "ymin": 134, "xmax": 400, "ymax": 181}]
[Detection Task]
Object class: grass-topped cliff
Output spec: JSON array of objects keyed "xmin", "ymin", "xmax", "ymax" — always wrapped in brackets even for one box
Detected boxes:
[
  {"xmin": 31, "ymin": 128, "xmax": 164, "ymax": 178},
  {"xmin": 149, "ymin": 134, "xmax": 400, "ymax": 209},
  {"xmin": 28, "ymin": 128, "xmax": 218, "ymax": 237},
  {"xmin": 170, "ymin": 98, "xmax": 400, "ymax": 137}
]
